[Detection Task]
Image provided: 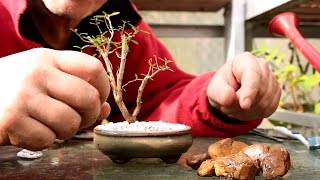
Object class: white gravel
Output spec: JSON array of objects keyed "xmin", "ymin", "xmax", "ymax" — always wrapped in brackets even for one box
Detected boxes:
[{"xmin": 97, "ymin": 121, "xmax": 190, "ymax": 132}]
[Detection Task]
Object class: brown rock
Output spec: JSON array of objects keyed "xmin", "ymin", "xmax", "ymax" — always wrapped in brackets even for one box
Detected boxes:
[
  {"xmin": 261, "ymin": 146, "xmax": 291, "ymax": 179},
  {"xmin": 241, "ymin": 144, "xmax": 269, "ymax": 168},
  {"xmin": 197, "ymin": 159, "xmax": 216, "ymax": 177},
  {"xmin": 214, "ymin": 152, "xmax": 259, "ymax": 180},
  {"xmin": 208, "ymin": 138, "xmax": 249, "ymax": 159},
  {"xmin": 242, "ymin": 144, "xmax": 291, "ymax": 179},
  {"xmin": 186, "ymin": 153, "xmax": 211, "ymax": 170}
]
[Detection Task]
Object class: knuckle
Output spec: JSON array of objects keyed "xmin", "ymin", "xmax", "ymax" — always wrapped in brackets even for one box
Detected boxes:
[
  {"xmin": 262, "ymin": 109, "xmax": 274, "ymax": 118},
  {"xmin": 260, "ymin": 59, "xmax": 270, "ymax": 70},
  {"xmin": 30, "ymin": 47, "xmax": 48, "ymax": 56},
  {"xmin": 30, "ymin": 48, "xmax": 54, "ymax": 64},
  {"xmin": 272, "ymin": 73, "xmax": 279, "ymax": 83},
  {"xmin": 87, "ymin": 88, "xmax": 101, "ymax": 108},
  {"xmin": 81, "ymin": 106, "xmax": 100, "ymax": 129},
  {"xmin": 66, "ymin": 121, "xmax": 80, "ymax": 138},
  {"xmin": 36, "ymin": 136, "xmax": 55, "ymax": 150},
  {"xmin": 27, "ymin": 63, "xmax": 50, "ymax": 86},
  {"xmin": 261, "ymin": 100, "xmax": 277, "ymax": 118},
  {"xmin": 241, "ymin": 52, "xmax": 259, "ymax": 62},
  {"xmin": 82, "ymin": 115, "xmax": 97, "ymax": 129},
  {"xmin": 51, "ymin": 106, "xmax": 81, "ymax": 140},
  {"xmin": 219, "ymin": 95, "xmax": 232, "ymax": 107},
  {"xmin": 256, "ymin": 87, "xmax": 268, "ymax": 99},
  {"xmin": 241, "ymin": 51, "xmax": 254, "ymax": 58},
  {"xmin": 2, "ymin": 111, "xmax": 21, "ymax": 129},
  {"xmin": 243, "ymin": 84, "xmax": 259, "ymax": 96},
  {"xmin": 62, "ymin": 116, "xmax": 81, "ymax": 139},
  {"xmin": 260, "ymin": 101, "xmax": 270, "ymax": 112}
]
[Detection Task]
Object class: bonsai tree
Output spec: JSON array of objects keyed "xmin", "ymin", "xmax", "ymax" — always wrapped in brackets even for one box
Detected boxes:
[{"xmin": 74, "ymin": 12, "xmax": 172, "ymax": 123}]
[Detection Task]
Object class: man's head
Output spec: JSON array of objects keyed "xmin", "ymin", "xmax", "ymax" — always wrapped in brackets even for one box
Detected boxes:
[
  {"xmin": 42, "ymin": 0, "xmax": 108, "ymax": 20},
  {"xmin": 27, "ymin": 0, "xmax": 109, "ymax": 49}
]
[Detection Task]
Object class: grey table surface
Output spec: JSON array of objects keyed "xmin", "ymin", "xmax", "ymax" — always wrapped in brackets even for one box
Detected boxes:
[{"xmin": 0, "ymin": 133, "xmax": 319, "ymax": 180}]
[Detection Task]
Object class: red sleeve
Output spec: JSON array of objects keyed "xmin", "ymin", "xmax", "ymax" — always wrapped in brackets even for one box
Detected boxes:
[
  {"xmin": 1, "ymin": 0, "xmax": 261, "ymax": 137},
  {"xmin": 103, "ymin": 19, "xmax": 262, "ymax": 137},
  {"xmin": 147, "ymin": 71, "xmax": 262, "ymax": 137}
]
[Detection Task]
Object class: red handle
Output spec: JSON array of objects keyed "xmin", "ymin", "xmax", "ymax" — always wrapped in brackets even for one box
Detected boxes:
[{"xmin": 269, "ymin": 12, "xmax": 320, "ymax": 72}]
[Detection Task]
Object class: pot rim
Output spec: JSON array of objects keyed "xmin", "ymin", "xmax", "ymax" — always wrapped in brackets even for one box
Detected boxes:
[{"xmin": 94, "ymin": 125, "xmax": 192, "ymax": 137}]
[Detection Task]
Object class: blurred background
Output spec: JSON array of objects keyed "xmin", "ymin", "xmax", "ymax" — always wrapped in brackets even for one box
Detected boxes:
[
  {"xmin": 135, "ymin": 1, "xmax": 320, "ymax": 75},
  {"xmin": 132, "ymin": 0, "xmax": 320, "ymax": 135}
]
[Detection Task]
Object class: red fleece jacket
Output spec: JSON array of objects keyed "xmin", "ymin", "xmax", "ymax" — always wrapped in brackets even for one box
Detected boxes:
[{"xmin": 0, "ymin": 0, "xmax": 262, "ymax": 137}]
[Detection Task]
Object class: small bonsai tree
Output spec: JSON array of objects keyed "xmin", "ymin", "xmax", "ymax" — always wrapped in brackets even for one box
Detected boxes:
[{"xmin": 74, "ymin": 12, "xmax": 172, "ymax": 123}]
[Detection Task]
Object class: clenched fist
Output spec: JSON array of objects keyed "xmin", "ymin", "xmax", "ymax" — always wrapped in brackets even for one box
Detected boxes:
[
  {"xmin": 207, "ymin": 52, "xmax": 281, "ymax": 121},
  {"xmin": 0, "ymin": 48, "xmax": 111, "ymax": 150}
]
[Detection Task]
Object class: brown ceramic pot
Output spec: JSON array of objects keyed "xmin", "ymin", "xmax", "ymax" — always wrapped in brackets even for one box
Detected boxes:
[{"xmin": 93, "ymin": 124, "xmax": 193, "ymax": 164}]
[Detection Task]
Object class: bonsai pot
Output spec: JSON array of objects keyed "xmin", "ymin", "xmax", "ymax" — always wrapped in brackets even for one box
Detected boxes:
[{"xmin": 93, "ymin": 121, "xmax": 193, "ymax": 164}]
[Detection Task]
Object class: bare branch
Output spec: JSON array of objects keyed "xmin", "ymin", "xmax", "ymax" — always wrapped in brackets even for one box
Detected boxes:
[
  {"xmin": 132, "ymin": 56, "xmax": 172, "ymax": 119},
  {"xmin": 73, "ymin": 12, "xmax": 172, "ymax": 123},
  {"xmin": 116, "ymin": 34, "xmax": 129, "ymax": 93},
  {"xmin": 122, "ymin": 76, "xmax": 144, "ymax": 89}
]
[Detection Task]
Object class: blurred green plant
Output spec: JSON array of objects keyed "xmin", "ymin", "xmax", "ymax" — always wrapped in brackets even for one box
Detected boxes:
[{"xmin": 252, "ymin": 43, "xmax": 320, "ymax": 114}]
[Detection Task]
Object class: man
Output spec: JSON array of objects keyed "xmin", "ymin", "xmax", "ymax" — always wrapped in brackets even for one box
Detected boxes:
[{"xmin": 0, "ymin": 0, "xmax": 281, "ymax": 151}]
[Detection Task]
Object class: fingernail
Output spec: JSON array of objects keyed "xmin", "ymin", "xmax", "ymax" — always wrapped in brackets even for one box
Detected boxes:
[{"xmin": 242, "ymin": 97, "xmax": 252, "ymax": 109}]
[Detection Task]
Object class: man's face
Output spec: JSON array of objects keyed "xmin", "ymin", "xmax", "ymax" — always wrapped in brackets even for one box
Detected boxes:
[{"xmin": 42, "ymin": 0, "xmax": 107, "ymax": 20}]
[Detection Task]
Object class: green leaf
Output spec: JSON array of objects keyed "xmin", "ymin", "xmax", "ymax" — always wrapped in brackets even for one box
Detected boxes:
[
  {"xmin": 94, "ymin": 15, "xmax": 106, "ymax": 19},
  {"xmin": 109, "ymin": 12, "xmax": 120, "ymax": 16},
  {"xmin": 314, "ymin": 102, "xmax": 320, "ymax": 114},
  {"xmin": 275, "ymin": 54, "xmax": 285, "ymax": 65},
  {"xmin": 302, "ymin": 72, "xmax": 320, "ymax": 90},
  {"xmin": 266, "ymin": 48, "xmax": 278, "ymax": 61}
]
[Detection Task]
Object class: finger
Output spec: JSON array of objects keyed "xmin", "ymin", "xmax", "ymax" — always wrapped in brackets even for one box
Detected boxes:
[
  {"xmin": 262, "ymin": 76, "xmax": 281, "ymax": 117},
  {"xmin": 26, "ymin": 91, "xmax": 82, "ymax": 140},
  {"xmin": 243, "ymin": 58, "xmax": 270, "ymax": 107},
  {"xmin": 51, "ymin": 50, "xmax": 110, "ymax": 104},
  {"xmin": 233, "ymin": 53, "xmax": 262, "ymax": 109},
  {"xmin": 220, "ymin": 99, "xmax": 243, "ymax": 116},
  {"xmin": 207, "ymin": 62, "xmax": 237, "ymax": 107},
  {"xmin": 251, "ymin": 74, "xmax": 280, "ymax": 118},
  {"xmin": 43, "ymin": 67, "xmax": 101, "ymax": 128},
  {"xmin": 255, "ymin": 58, "xmax": 270, "ymax": 100},
  {"xmin": 6, "ymin": 114, "xmax": 56, "ymax": 151},
  {"xmin": 97, "ymin": 102, "xmax": 111, "ymax": 121},
  {"xmin": 261, "ymin": 88, "xmax": 281, "ymax": 118},
  {"xmin": 220, "ymin": 106, "xmax": 243, "ymax": 118}
]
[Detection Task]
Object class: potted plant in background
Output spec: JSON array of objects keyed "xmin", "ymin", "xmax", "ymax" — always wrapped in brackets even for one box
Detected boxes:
[
  {"xmin": 259, "ymin": 11, "xmax": 320, "ymax": 136},
  {"xmin": 252, "ymin": 44, "xmax": 320, "ymax": 133},
  {"xmin": 74, "ymin": 12, "xmax": 193, "ymax": 164}
]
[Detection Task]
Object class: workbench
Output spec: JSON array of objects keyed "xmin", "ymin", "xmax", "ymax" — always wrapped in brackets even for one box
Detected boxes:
[{"xmin": 1, "ymin": 133, "xmax": 319, "ymax": 179}]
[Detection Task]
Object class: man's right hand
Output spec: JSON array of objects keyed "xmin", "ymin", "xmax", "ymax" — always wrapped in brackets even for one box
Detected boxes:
[{"xmin": 0, "ymin": 48, "xmax": 111, "ymax": 150}]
